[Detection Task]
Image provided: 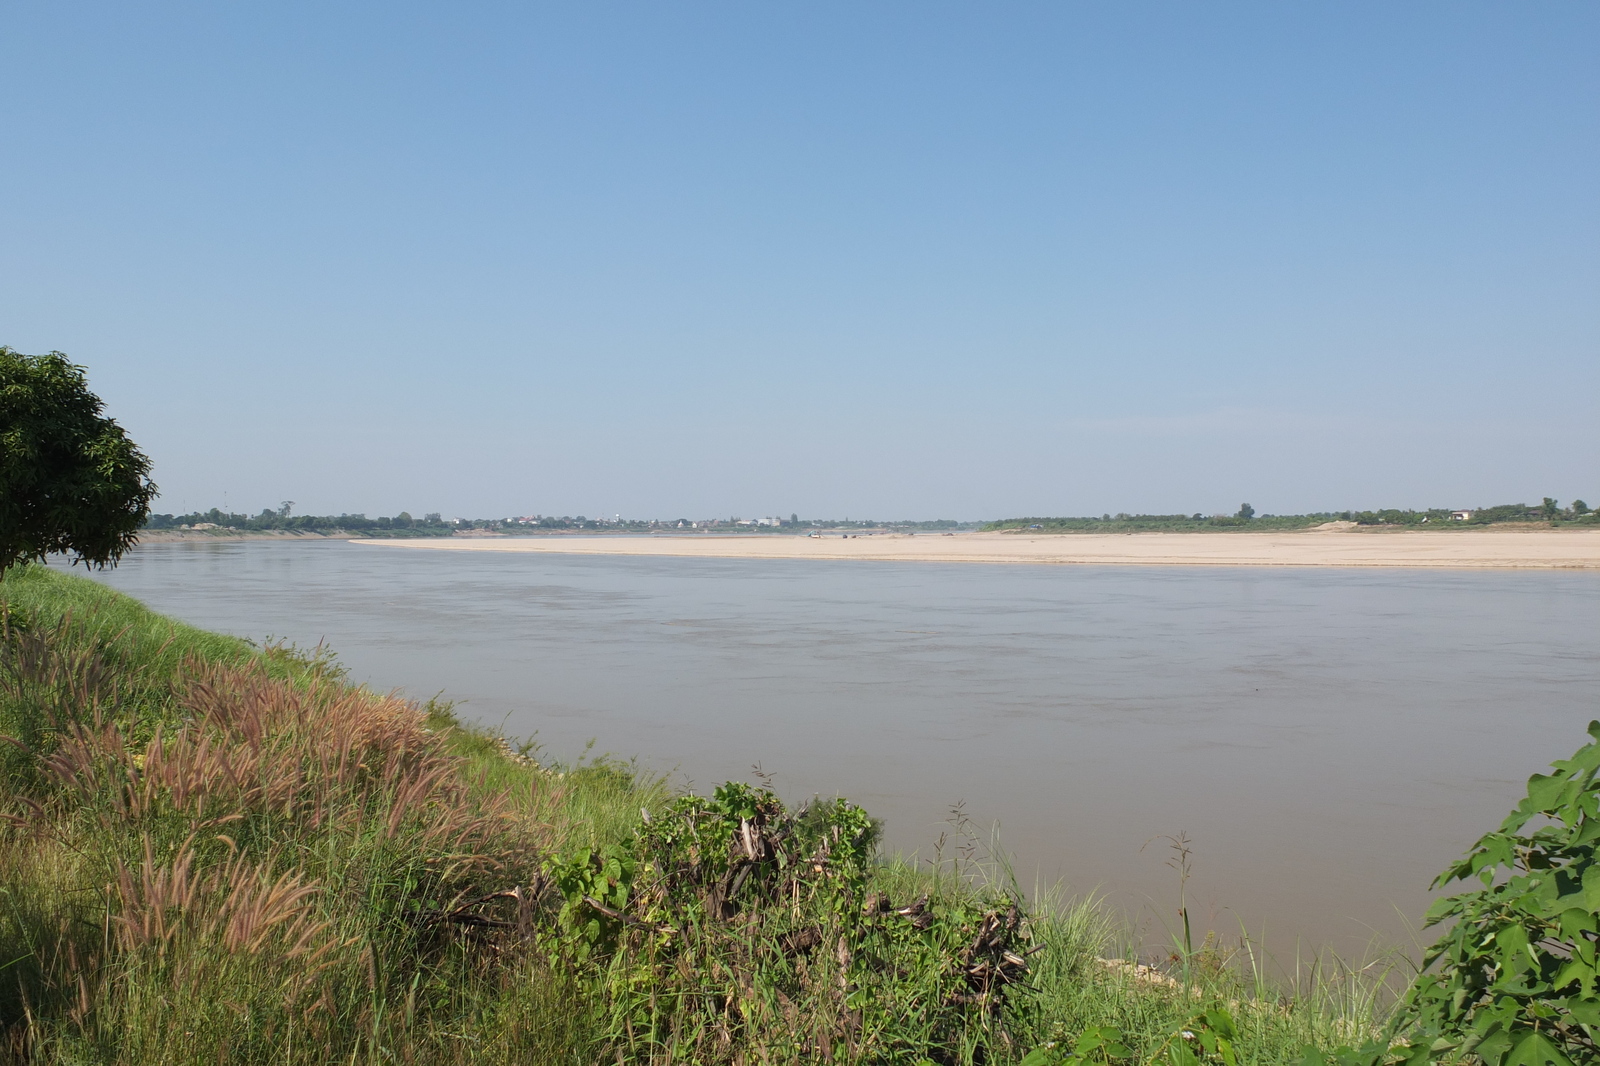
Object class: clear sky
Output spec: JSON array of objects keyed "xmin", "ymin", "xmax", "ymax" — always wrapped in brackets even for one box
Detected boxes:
[{"xmin": 3, "ymin": 3, "xmax": 1595, "ymax": 520}]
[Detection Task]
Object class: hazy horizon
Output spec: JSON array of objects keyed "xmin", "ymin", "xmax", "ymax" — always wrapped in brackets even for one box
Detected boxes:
[
  {"xmin": 143, "ymin": 499, "xmax": 1588, "ymax": 527},
  {"xmin": 4, "ymin": 3, "xmax": 1595, "ymax": 518}
]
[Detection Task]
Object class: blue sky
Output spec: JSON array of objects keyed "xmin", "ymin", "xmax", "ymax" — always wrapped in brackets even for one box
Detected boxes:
[{"xmin": 3, "ymin": 2, "xmax": 1595, "ymax": 519}]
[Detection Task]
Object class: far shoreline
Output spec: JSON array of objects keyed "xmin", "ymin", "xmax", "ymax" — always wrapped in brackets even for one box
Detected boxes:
[{"xmin": 345, "ymin": 528, "xmax": 1600, "ymax": 570}]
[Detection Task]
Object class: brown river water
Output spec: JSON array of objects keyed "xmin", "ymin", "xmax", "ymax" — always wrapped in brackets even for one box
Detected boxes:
[{"xmin": 83, "ymin": 539, "xmax": 1600, "ymax": 962}]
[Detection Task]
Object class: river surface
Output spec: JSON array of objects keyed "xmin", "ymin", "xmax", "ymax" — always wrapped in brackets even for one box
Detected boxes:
[{"xmin": 83, "ymin": 539, "xmax": 1600, "ymax": 960}]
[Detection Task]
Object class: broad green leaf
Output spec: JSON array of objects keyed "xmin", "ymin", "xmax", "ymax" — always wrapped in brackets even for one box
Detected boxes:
[
  {"xmin": 1497, "ymin": 923, "xmax": 1530, "ymax": 958},
  {"xmin": 1581, "ymin": 864, "xmax": 1600, "ymax": 913},
  {"xmin": 1574, "ymin": 818, "xmax": 1600, "ymax": 846},
  {"xmin": 1294, "ymin": 1047, "xmax": 1329, "ymax": 1066},
  {"xmin": 1203, "ymin": 1008, "xmax": 1238, "ymax": 1040},
  {"xmin": 1556, "ymin": 908, "xmax": 1595, "ymax": 940},
  {"xmin": 1525, "ymin": 774, "xmax": 1569, "ymax": 813},
  {"xmin": 1423, "ymin": 896, "xmax": 1462, "ymax": 924},
  {"xmin": 1506, "ymin": 1029, "xmax": 1574, "ymax": 1066},
  {"xmin": 1550, "ymin": 958, "xmax": 1594, "ymax": 992},
  {"xmin": 1396, "ymin": 1041, "xmax": 1433, "ymax": 1066}
]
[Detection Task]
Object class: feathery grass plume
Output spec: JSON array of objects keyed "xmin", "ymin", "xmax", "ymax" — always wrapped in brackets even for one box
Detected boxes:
[
  {"xmin": 112, "ymin": 835, "xmax": 335, "ymax": 961},
  {"xmin": 0, "ymin": 608, "xmax": 123, "ymax": 792}
]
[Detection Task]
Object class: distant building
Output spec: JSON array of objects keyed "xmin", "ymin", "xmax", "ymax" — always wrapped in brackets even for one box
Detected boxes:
[{"xmin": 1450, "ymin": 510, "xmax": 1473, "ymax": 521}]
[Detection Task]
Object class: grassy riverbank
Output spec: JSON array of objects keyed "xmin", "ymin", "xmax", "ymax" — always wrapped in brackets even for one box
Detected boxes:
[{"xmin": 0, "ymin": 566, "xmax": 1391, "ymax": 1064}]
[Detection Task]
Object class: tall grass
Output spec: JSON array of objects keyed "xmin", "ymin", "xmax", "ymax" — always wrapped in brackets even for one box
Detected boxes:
[{"xmin": 0, "ymin": 564, "xmax": 1394, "ymax": 1064}]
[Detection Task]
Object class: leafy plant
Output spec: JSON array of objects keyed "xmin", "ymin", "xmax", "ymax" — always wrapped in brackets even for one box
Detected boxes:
[
  {"xmin": 545, "ymin": 842, "xmax": 637, "ymax": 960},
  {"xmin": 1022, "ymin": 1011, "xmax": 1248, "ymax": 1066},
  {"xmin": 1022, "ymin": 1023, "xmax": 1133, "ymax": 1065},
  {"xmin": 1164, "ymin": 1008, "xmax": 1239, "ymax": 1066},
  {"xmin": 1396, "ymin": 720, "xmax": 1600, "ymax": 1065},
  {"xmin": 1300, "ymin": 723, "xmax": 1600, "ymax": 1066},
  {"xmin": 631, "ymin": 782, "xmax": 880, "ymax": 927}
]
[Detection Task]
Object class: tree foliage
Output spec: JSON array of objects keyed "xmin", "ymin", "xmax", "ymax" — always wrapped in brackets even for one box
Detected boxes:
[{"xmin": 0, "ymin": 348, "xmax": 156, "ymax": 572}]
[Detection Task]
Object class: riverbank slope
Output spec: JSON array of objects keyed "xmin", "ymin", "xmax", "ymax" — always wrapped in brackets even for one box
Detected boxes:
[{"xmin": 0, "ymin": 564, "xmax": 1389, "ymax": 1063}]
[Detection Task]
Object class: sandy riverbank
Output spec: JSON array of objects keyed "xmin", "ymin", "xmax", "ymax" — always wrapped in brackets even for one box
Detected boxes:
[{"xmin": 352, "ymin": 529, "xmax": 1600, "ymax": 569}]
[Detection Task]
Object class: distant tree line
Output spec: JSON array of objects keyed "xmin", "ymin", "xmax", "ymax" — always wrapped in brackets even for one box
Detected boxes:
[
  {"xmin": 985, "ymin": 499, "xmax": 1597, "ymax": 533},
  {"xmin": 144, "ymin": 501, "xmax": 1600, "ymax": 538},
  {"xmin": 1347, "ymin": 499, "xmax": 1592, "ymax": 526},
  {"xmin": 984, "ymin": 510, "xmax": 1319, "ymax": 533},
  {"xmin": 142, "ymin": 510, "xmax": 980, "ymax": 535},
  {"xmin": 143, "ymin": 507, "xmax": 454, "ymax": 536}
]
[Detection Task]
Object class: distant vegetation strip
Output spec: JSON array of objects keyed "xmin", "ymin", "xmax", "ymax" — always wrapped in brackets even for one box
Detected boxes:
[
  {"xmin": 143, "ymin": 507, "xmax": 457, "ymax": 537},
  {"xmin": 143, "ymin": 507, "xmax": 977, "ymax": 536},
  {"xmin": 145, "ymin": 501, "xmax": 1600, "ymax": 540},
  {"xmin": 984, "ymin": 499, "xmax": 1598, "ymax": 533}
]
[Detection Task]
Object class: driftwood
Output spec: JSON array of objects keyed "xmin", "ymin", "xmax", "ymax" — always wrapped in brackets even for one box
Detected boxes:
[
  {"xmin": 860, "ymin": 892, "xmax": 1039, "ymax": 1016},
  {"xmin": 581, "ymin": 894, "xmax": 678, "ymax": 936},
  {"xmin": 895, "ymin": 894, "xmax": 936, "ymax": 930},
  {"xmin": 951, "ymin": 903, "xmax": 1040, "ymax": 1012},
  {"xmin": 779, "ymin": 927, "xmax": 825, "ymax": 956},
  {"xmin": 408, "ymin": 880, "xmax": 547, "ymax": 938}
]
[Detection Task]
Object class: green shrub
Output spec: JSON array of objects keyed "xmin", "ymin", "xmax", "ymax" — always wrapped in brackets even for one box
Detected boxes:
[{"xmin": 1399, "ymin": 721, "xmax": 1600, "ymax": 1064}]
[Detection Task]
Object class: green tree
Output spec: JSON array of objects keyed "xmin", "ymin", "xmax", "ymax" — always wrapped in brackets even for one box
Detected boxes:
[
  {"xmin": 1543, "ymin": 497, "xmax": 1561, "ymax": 517},
  {"xmin": 1574, "ymin": 500, "xmax": 1591, "ymax": 516},
  {"xmin": 0, "ymin": 348, "xmax": 156, "ymax": 572},
  {"xmin": 1235, "ymin": 502, "xmax": 1255, "ymax": 520}
]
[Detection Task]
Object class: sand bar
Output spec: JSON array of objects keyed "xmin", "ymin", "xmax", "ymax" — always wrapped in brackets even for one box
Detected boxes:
[{"xmin": 354, "ymin": 530, "xmax": 1600, "ymax": 569}]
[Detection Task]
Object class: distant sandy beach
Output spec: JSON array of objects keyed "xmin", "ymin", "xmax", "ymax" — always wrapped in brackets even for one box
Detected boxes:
[{"xmin": 354, "ymin": 529, "xmax": 1600, "ymax": 569}]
